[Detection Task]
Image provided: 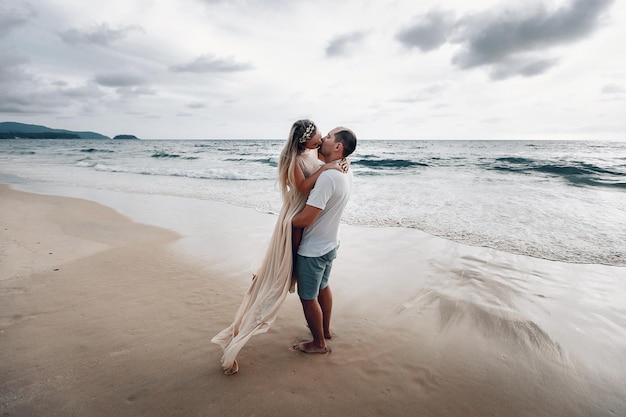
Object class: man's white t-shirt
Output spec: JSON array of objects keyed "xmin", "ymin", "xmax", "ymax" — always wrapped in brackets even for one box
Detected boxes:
[{"xmin": 297, "ymin": 169, "xmax": 353, "ymax": 257}]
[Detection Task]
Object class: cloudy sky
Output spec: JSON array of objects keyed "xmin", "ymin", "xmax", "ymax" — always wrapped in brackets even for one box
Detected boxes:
[{"xmin": 1, "ymin": 0, "xmax": 624, "ymax": 140}]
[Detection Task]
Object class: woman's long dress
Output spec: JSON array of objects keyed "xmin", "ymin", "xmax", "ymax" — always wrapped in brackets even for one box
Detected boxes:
[{"xmin": 211, "ymin": 149, "xmax": 321, "ymax": 374}]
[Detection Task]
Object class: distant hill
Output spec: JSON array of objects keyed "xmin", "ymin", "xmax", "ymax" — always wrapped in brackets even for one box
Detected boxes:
[
  {"xmin": 0, "ymin": 122, "xmax": 110, "ymax": 139},
  {"xmin": 113, "ymin": 134, "xmax": 139, "ymax": 140}
]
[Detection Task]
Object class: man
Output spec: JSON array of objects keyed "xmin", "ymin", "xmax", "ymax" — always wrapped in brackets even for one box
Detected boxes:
[{"xmin": 291, "ymin": 126, "xmax": 357, "ymax": 354}]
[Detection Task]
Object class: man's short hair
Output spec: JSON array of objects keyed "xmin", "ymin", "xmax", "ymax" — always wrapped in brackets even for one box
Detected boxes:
[{"xmin": 335, "ymin": 129, "xmax": 357, "ymax": 157}]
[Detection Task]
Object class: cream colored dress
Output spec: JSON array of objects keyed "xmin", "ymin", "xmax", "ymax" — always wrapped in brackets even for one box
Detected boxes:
[{"xmin": 211, "ymin": 149, "xmax": 321, "ymax": 374}]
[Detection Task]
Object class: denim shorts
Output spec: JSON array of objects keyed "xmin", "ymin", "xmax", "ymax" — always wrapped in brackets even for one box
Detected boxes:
[{"xmin": 295, "ymin": 248, "xmax": 338, "ymax": 300}]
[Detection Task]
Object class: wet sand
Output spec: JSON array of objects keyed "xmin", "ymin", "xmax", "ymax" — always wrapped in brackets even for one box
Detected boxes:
[{"xmin": 1, "ymin": 184, "xmax": 624, "ymax": 416}]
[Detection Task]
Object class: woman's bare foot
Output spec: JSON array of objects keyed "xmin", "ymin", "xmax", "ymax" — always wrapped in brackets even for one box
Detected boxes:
[
  {"xmin": 224, "ymin": 359, "xmax": 239, "ymax": 375},
  {"xmin": 292, "ymin": 341, "xmax": 331, "ymax": 354}
]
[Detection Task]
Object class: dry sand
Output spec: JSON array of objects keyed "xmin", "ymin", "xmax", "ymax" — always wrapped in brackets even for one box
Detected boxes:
[{"xmin": 1, "ymin": 184, "xmax": 623, "ymax": 416}]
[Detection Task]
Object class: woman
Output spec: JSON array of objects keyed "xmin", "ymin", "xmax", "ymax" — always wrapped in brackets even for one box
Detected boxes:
[{"xmin": 211, "ymin": 119, "xmax": 347, "ymax": 374}]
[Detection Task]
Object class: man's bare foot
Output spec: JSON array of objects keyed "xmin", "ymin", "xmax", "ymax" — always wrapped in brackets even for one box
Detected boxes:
[{"xmin": 292, "ymin": 341, "xmax": 331, "ymax": 354}]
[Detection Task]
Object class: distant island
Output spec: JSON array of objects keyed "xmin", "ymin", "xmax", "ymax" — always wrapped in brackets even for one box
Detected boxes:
[
  {"xmin": 0, "ymin": 131, "xmax": 81, "ymax": 139},
  {"xmin": 0, "ymin": 122, "xmax": 137, "ymax": 140}
]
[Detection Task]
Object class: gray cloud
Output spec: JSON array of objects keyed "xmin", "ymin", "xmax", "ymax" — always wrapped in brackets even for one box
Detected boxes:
[
  {"xmin": 0, "ymin": 78, "xmax": 111, "ymax": 114},
  {"xmin": 393, "ymin": 83, "xmax": 447, "ymax": 103},
  {"xmin": 453, "ymin": 0, "xmax": 613, "ymax": 68},
  {"xmin": 489, "ymin": 57, "xmax": 560, "ymax": 80},
  {"xmin": 59, "ymin": 82, "xmax": 106, "ymax": 99},
  {"xmin": 94, "ymin": 72, "xmax": 147, "ymax": 87},
  {"xmin": 0, "ymin": 3, "xmax": 36, "ymax": 38},
  {"xmin": 0, "ymin": 88, "xmax": 73, "ymax": 114},
  {"xmin": 0, "ymin": 49, "xmax": 38, "ymax": 113},
  {"xmin": 93, "ymin": 72, "xmax": 156, "ymax": 99},
  {"xmin": 0, "ymin": 100, "xmax": 31, "ymax": 114},
  {"xmin": 601, "ymin": 83, "xmax": 625, "ymax": 94},
  {"xmin": 116, "ymin": 85, "xmax": 157, "ymax": 98},
  {"xmin": 0, "ymin": 47, "xmax": 112, "ymax": 114},
  {"xmin": 187, "ymin": 102, "xmax": 206, "ymax": 109},
  {"xmin": 396, "ymin": 10, "xmax": 455, "ymax": 52},
  {"xmin": 0, "ymin": 54, "xmax": 57, "ymax": 114},
  {"xmin": 0, "ymin": 49, "xmax": 147, "ymax": 115},
  {"xmin": 195, "ymin": 0, "xmax": 296, "ymax": 9},
  {"xmin": 0, "ymin": 49, "xmax": 30, "ymax": 83},
  {"xmin": 398, "ymin": 0, "xmax": 614, "ymax": 79},
  {"xmin": 169, "ymin": 54, "xmax": 254, "ymax": 73},
  {"xmin": 326, "ymin": 31, "xmax": 367, "ymax": 57},
  {"xmin": 59, "ymin": 23, "xmax": 143, "ymax": 46}
]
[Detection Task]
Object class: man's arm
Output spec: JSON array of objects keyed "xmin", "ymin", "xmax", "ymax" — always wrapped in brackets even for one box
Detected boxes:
[{"xmin": 292, "ymin": 204, "xmax": 322, "ymax": 228}]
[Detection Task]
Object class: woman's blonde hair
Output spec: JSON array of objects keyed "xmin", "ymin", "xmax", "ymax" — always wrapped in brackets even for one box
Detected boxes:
[{"xmin": 278, "ymin": 119, "xmax": 317, "ymax": 202}]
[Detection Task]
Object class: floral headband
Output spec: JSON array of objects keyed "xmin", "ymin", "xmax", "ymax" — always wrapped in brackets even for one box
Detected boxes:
[{"xmin": 298, "ymin": 122, "xmax": 316, "ymax": 143}]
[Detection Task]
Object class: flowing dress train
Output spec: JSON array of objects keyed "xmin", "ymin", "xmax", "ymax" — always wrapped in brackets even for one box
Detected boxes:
[{"xmin": 211, "ymin": 150, "xmax": 320, "ymax": 374}]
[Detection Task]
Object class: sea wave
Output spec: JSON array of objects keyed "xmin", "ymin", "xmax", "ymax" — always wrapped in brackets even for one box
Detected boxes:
[
  {"xmin": 354, "ymin": 157, "xmax": 429, "ymax": 169},
  {"xmin": 91, "ymin": 163, "xmax": 272, "ymax": 180},
  {"xmin": 80, "ymin": 148, "xmax": 114, "ymax": 153},
  {"xmin": 225, "ymin": 157, "xmax": 278, "ymax": 167},
  {"xmin": 151, "ymin": 151, "xmax": 198, "ymax": 160},
  {"xmin": 2, "ymin": 150, "xmax": 37, "ymax": 155},
  {"xmin": 490, "ymin": 158, "xmax": 626, "ymax": 189}
]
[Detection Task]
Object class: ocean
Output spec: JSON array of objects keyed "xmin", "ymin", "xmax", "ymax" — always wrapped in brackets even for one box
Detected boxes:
[{"xmin": 1, "ymin": 139, "xmax": 624, "ymax": 266}]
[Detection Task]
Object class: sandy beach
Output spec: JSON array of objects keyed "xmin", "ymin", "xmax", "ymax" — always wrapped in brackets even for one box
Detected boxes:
[{"xmin": 1, "ymin": 184, "xmax": 624, "ymax": 417}]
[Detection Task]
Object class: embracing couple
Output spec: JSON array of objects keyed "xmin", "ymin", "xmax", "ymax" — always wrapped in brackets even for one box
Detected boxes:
[{"xmin": 211, "ymin": 120, "xmax": 357, "ymax": 374}]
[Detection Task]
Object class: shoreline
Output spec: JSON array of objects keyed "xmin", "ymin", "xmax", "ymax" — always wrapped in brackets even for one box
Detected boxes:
[{"xmin": 1, "ymin": 184, "xmax": 625, "ymax": 416}]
